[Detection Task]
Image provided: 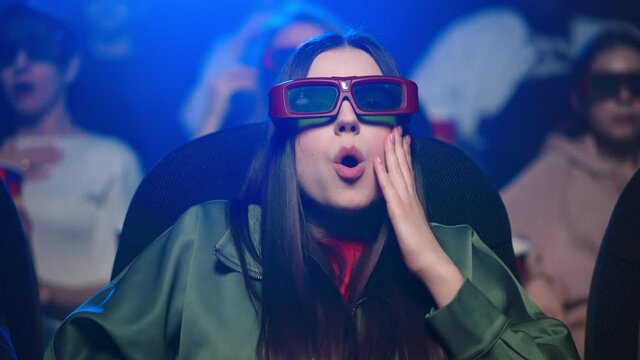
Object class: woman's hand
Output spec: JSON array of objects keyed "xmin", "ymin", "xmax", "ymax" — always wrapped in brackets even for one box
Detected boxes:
[
  {"xmin": 0, "ymin": 140, "xmax": 63, "ymax": 180},
  {"xmin": 374, "ymin": 126, "xmax": 464, "ymax": 307},
  {"xmin": 525, "ymin": 276, "xmax": 568, "ymax": 323},
  {"xmin": 196, "ymin": 65, "xmax": 259, "ymax": 137}
]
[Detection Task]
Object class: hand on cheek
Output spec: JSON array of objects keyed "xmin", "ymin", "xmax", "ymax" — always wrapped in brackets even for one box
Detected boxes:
[{"xmin": 374, "ymin": 126, "xmax": 464, "ymax": 307}]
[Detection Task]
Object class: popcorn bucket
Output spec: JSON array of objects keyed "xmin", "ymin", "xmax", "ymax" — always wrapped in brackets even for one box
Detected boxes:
[{"xmin": 512, "ymin": 236, "xmax": 532, "ymax": 284}]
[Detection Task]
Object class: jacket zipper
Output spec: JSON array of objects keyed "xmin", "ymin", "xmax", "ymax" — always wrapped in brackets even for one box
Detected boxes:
[
  {"xmin": 351, "ymin": 297, "xmax": 367, "ymax": 318},
  {"xmin": 215, "ymin": 249, "xmax": 263, "ymax": 280}
]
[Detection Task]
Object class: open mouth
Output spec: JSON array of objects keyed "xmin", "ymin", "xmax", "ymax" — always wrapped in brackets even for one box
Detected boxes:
[
  {"xmin": 14, "ymin": 83, "xmax": 35, "ymax": 98},
  {"xmin": 341, "ymin": 155, "xmax": 360, "ymax": 168},
  {"xmin": 333, "ymin": 147, "xmax": 365, "ymax": 182}
]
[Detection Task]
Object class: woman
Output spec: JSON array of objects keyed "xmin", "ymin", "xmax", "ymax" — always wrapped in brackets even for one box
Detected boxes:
[
  {"xmin": 46, "ymin": 33, "xmax": 578, "ymax": 359},
  {"xmin": 502, "ymin": 26, "xmax": 640, "ymax": 356},
  {"xmin": 181, "ymin": 3, "xmax": 344, "ymax": 137},
  {"xmin": 0, "ymin": 5, "xmax": 142, "ymax": 321}
]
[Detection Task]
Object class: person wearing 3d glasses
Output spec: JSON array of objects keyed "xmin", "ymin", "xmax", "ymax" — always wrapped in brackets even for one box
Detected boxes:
[
  {"xmin": 0, "ymin": 4, "xmax": 142, "ymax": 331},
  {"xmin": 46, "ymin": 32, "xmax": 579, "ymax": 359},
  {"xmin": 502, "ymin": 26, "xmax": 640, "ymax": 357}
]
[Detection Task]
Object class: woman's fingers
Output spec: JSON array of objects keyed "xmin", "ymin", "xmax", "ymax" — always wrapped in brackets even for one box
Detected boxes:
[
  {"xmin": 0, "ymin": 142, "xmax": 62, "ymax": 179},
  {"xmin": 403, "ymin": 135, "xmax": 418, "ymax": 195},
  {"xmin": 383, "ymin": 129, "xmax": 406, "ymax": 196},
  {"xmin": 22, "ymin": 145, "xmax": 63, "ymax": 165},
  {"xmin": 383, "ymin": 127, "xmax": 416, "ymax": 199},
  {"xmin": 403, "ymin": 132, "xmax": 412, "ymax": 172},
  {"xmin": 210, "ymin": 65, "xmax": 259, "ymax": 97},
  {"xmin": 374, "ymin": 155, "xmax": 399, "ymax": 204},
  {"xmin": 393, "ymin": 127, "xmax": 415, "ymax": 196}
]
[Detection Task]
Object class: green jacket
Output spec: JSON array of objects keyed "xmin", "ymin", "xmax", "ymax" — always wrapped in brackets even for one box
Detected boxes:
[{"xmin": 46, "ymin": 201, "xmax": 579, "ymax": 359}]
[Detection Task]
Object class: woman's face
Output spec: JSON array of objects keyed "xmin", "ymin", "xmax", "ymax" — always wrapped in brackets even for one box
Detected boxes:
[
  {"xmin": 295, "ymin": 47, "xmax": 392, "ymax": 212},
  {"xmin": 586, "ymin": 45, "xmax": 640, "ymax": 143},
  {"xmin": 1, "ymin": 50, "xmax": 68, "ymax": 120}
]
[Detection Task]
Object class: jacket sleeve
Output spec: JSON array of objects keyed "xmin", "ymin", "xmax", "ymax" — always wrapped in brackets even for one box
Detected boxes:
[
  {"xmin": 44, "ymin": 205, "xmax": 207, "ymax": 359},
  {"xmin": 425, "ymin": 224, "xmax": 579, "ymax": 359}
]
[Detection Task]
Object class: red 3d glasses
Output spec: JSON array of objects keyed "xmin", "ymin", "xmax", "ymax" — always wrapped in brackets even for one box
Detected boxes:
[{"xmin": 269, "ymin": 75, "xmax": 419, "ymax": 128}]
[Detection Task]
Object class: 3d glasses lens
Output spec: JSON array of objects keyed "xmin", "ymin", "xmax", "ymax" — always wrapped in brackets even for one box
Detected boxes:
[
  {"xmin": 590, "ymin": 74, "xmax": 640, "ymax": 99},
  {"xmin": 353, "ymin": 82, "xmax": 403, "ymax": 111},
  {"xmin": 590, "ymin": 75, "xmax": 622, "ymax": 98},
  {"xmin": 0, "ymin": 41, "xmax": 19, "ymax": 67},
  {"xmin": 0, "ymin": 38, "xmax": 62, "ymax": 67},
  {"xmin": 287, "ymin": 85, "xmax": 338, "ymax": 113},
  {"xmin": 629, "ymin": 75, "xmax": 640, "ymax": 96}
]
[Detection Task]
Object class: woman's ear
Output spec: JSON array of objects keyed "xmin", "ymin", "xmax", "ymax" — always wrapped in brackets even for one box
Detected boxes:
[{"xmin": 64, "ymin": 55, "xmax": 81, "ymax": 84}]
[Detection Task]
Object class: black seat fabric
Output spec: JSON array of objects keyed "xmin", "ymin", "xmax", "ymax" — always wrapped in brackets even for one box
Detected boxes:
[
  {"xmin": 113, "ymin": 123, "xmax": 517, "ymax": 279},
  {"xmin": 0, "ymin": 319, "xmax": 17, "ymax": 360},
  {"xmin": 0, "ymin": 182, "xmax": 42, "ymax": 359},
  {"xmin": 585, "ymin": 169, "xmax": 640, "ymax": 360}
]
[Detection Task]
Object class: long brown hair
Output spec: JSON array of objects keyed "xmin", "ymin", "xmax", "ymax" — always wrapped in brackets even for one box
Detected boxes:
[{"xmin": 230, "ymin": 32, "xmax": 446, "ymax": 360}]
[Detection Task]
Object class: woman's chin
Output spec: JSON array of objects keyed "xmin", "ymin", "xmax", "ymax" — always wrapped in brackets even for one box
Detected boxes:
[{"xmin": 323, "ymin": 197, "xmax": 383, "ymax": 214}]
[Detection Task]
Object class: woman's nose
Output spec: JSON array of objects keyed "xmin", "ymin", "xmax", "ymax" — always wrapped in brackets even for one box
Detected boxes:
[
  {"xmin": 334, "ymin": 100, "xmax": 360, "ymax": 135},
  {"xmin": 11, "ymin": 50, "xmax": 30, "ymax": 71},
  {"xmin": 615, "ymin": 84, "xmax": 634, "ymax": 104}
]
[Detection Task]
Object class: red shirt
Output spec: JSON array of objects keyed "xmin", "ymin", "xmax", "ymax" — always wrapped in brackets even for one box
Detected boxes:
[{"xmin": 317, "ymin": 238, "xmax": 366, "ymax": 299}]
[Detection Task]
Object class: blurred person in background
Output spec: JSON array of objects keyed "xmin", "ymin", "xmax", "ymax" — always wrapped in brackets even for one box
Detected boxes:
[
  {"xmin": 181, "ymin": 2, "xmax": 344, "ymax": 138},
  {"xmin": 410, "ymin": 1, "xmax": 622, "ymax": 187},
  {"xmin": 501, "ymin": 26, "xmax": 640, "ymax": 357},
  {"xmin": 0, "ymin": 3, "xmax": 142, "ymax": 331},
  {"xmin": 410, "ymin": 3, "xmax": 570, "ymax": 146},
  {"xmin": 69, "ymin": 0, "xmax": 188, "ymax": 169}
]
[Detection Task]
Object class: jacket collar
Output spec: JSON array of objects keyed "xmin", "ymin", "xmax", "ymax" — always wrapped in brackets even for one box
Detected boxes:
[
  {"xmin": 213, "ymin": 205, "xmax": 476, "ymax": 282},
  {"xmin": 213, "ymin": 204, "xmax": 263, "ymax": 279}
]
